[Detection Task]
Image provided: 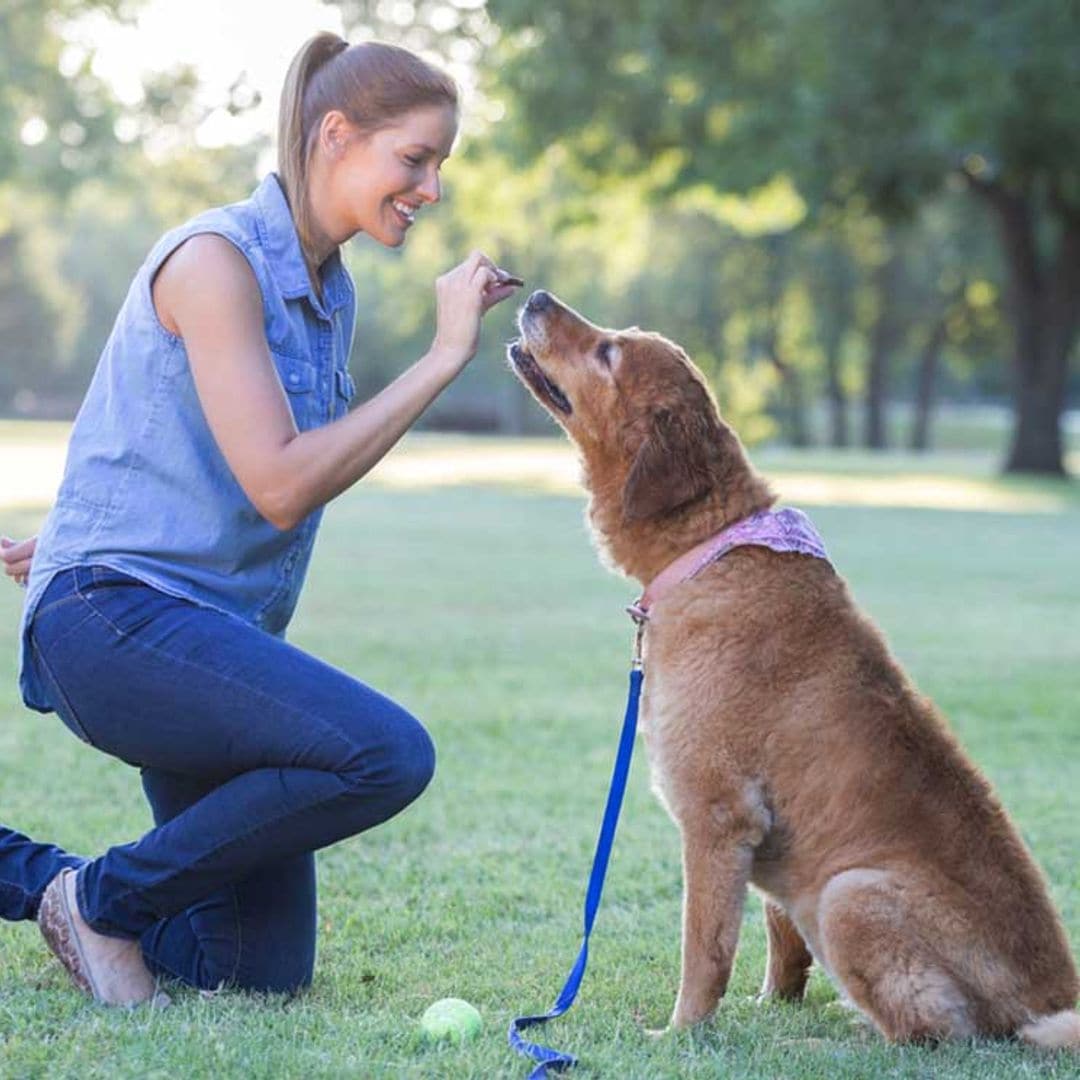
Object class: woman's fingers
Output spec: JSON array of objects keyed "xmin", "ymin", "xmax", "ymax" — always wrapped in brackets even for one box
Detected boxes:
[
  {"xmin": 432, "ymin": 253, "xmax": 523, "ymax": 362},
  {"xmin": 1, "ymin": 535, "xmax": 35, "ymax": 585},
  {"xmin": 481, "ymin": 280, "xmax": 519, "ymax": 313}
]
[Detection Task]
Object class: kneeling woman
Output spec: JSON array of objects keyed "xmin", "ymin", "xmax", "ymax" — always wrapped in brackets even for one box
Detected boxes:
[{"xmin": 0, "ymin": 33, "xmax": 518, "ymax": 1003}]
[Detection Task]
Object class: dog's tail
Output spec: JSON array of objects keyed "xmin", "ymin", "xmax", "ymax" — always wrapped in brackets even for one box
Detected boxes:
[{"xmin": 1018, "ymin": 1010, "xmax": 1080, "ymax": 1050}]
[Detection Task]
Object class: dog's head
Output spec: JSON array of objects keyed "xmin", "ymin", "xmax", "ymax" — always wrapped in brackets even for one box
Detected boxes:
[{"xmin": 508, "ymin": 291, "xmax": 769, "ymax": 554}]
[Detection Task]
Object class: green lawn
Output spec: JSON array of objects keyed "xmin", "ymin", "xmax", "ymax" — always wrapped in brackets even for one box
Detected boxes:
[{"xmin": 1, "ymin": 432, "xmax": 1078, "ymax": 1078}]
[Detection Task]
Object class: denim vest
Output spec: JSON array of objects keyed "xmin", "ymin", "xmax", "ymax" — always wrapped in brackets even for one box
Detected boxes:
[{"xmin": 19, "ymin": 173, "xmax": 357, "ymax": 711}]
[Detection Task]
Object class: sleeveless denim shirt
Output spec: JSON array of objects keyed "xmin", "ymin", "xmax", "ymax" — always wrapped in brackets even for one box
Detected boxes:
[{"xmin": 18, "ymin": 173, "xmax": 357, "ymax": 712}]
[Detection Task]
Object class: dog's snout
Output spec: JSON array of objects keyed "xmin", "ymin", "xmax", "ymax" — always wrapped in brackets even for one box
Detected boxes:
[{"xmin": 525, "ymin": 289, "xmax": 553, "ymax": 313}]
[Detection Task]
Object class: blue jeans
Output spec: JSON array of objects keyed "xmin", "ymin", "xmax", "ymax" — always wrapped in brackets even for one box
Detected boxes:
[{"xmin": 2, "ymin": 565, "xmax": 435, "ymax": 992}]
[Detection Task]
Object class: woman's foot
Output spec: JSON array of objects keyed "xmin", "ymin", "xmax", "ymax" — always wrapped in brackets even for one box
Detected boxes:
[{"xmin": 37, "ymin": 868, "xmax": 166, "ymax": 1006}]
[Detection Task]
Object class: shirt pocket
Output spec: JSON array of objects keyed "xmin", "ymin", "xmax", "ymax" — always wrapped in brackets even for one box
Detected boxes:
[
  {"xmin": 275, "ymin": 353, "xmax": 319, "ymax": 431},
  {"xmin": 333, "ymin": 367, "xmax": 356, "ymax": 420}
]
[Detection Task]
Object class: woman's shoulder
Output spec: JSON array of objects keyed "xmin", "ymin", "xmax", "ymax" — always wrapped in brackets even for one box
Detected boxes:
[
  {"xmin": 143, "ymin": 190, "xmax": 268, "ymax": 298},
  {"xmin": 154, "ymin": 204, "xmax": 252, "ymax": 259},
  {"xmin": 148, "ymin": 181, "xmax": 267, "ymax": 265}
]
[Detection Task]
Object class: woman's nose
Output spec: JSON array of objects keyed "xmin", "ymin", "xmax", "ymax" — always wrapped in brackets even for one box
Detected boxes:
[{"xmin": 418, "ymin": 168, "xmax": 441, "ymax": 204}]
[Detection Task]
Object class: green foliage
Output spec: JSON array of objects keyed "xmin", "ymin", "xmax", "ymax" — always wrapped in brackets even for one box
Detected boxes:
[
  {"xmin": 486, "ymin": 0, "xmax": 1080, "ymax": 216},
  {"xmin": 0, "ymin": 0, "xmax": 135, "ymax": 200},
  {"xmin": 5, "ymin": 0, "xmax": 1065, "ymax": 452}
]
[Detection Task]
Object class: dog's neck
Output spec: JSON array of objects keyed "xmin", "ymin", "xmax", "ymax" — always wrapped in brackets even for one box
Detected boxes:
[{"xmin": 584, "ymin": 453, "xmax": 776, "ymax": 587}]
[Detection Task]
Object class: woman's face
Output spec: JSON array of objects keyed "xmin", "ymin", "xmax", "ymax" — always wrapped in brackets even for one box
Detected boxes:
[{"xmin": 317, "ymin": 102, "xmax": 458, "ymax": 250}]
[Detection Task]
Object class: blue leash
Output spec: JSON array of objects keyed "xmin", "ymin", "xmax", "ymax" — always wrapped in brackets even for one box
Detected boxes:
[{"xmin": 508, "ymin": 622, "xmax": 645, "ymax": 1078}]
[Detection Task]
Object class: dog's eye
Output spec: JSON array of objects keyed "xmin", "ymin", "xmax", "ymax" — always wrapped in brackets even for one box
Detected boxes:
[{"xmin": 595, "ymin": 341, "xmax": 613, "ymax": 367}]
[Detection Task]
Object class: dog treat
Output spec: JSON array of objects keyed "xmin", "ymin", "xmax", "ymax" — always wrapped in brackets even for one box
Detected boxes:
[{"xmin": 496, "ymin": 270, "xmax": 525, "ymax": 287}]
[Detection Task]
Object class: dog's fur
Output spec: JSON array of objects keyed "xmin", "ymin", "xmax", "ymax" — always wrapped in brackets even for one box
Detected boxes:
[{"xmin": 508, "ymin": 291, "xmax": 1080, "ymax": 1048}]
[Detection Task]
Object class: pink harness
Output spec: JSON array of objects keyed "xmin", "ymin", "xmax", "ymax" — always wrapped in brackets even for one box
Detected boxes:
[{"xmin": 627, "ymin": 507, "xmax": 831, "ymax": 624}]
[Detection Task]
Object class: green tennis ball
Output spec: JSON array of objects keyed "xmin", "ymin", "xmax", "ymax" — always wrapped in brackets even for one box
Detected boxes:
[{"xmin": 420, "ymin": 997, "xmax": 483, "ymax": 1043}]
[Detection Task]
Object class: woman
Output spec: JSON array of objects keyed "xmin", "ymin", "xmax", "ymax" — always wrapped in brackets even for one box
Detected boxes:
[{"xmin": 0, "ymin": 32, "xmax": 520, "ymax": 1005}]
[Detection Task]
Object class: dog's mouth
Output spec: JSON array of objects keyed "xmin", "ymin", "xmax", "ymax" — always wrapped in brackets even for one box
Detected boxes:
[{"xmin": 507, "ymin": 340, "xmax": 572, "ymax": 415}]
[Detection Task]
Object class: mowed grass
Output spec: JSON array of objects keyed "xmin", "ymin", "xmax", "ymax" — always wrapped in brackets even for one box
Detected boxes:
[{"xmin": 1, "ymin": 429, "xmax": 1078, "ymax": 1079}]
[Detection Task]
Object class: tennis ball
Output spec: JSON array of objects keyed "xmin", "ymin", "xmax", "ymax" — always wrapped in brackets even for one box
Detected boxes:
[{"xmin": 420, "ymin": 997, "xmax": 483, "ymax": 1043}]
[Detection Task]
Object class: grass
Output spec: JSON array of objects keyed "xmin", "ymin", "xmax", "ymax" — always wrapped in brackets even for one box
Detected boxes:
[{"xmin": 1, "ymin": 427, "xmax": 1078, "ymax": 1078}]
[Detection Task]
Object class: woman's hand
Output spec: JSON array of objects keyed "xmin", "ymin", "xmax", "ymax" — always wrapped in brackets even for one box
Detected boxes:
[
  {"xmin": 1, "ymin": 535, "xmax": 35, "ymax": 587},
  {"xmin": 431, "ymin": 250, "xmax": 521, "ymax": 371}
]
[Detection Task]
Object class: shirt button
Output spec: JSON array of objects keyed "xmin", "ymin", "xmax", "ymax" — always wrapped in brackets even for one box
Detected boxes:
[{"xmin": 288, "ymin": 373, "xmax": 299, "ymax": 384}]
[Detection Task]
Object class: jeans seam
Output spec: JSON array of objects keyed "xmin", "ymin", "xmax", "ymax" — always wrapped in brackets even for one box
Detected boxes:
[
  {"xmin": 73, "ymin": 572, "xmax": 133, "ymax": 640},
  {"xmin": 29, "ymin": 600, "xmax": 98, "ymax": 655},
  {"xmin": 30, "ymin": 635, "xmax": 94, "ymax": 744},
  {"xmin": 66, "ymin": 589, "xmax": 354, "ymax": 748},
  {"xmin": 31, "ymin": 591, "xmax": 85, "ymax": 622}
]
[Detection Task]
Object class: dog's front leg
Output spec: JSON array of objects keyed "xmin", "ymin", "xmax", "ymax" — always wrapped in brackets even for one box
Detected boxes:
[{"xmin": 669, "ymin": 821, "xmax": 754, "ymax": 1029}]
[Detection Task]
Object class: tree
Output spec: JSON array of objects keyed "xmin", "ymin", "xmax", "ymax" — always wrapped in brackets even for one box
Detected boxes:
[
  {"xmin": 479, "ymin": 0, "xmax": 1080, "ymax": 474},
  {"xmin": 0, "ymin": 0, "xmax": 135, "ymax": 197},
  {"xmin": 1, "ymin": 0, "xmax": 263, "ymax": 412}
]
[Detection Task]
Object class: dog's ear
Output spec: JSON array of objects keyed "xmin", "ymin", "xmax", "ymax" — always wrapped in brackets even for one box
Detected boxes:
[{"xmin": 622, "ymin": 407, "xmax": 718, "ymax": 523}]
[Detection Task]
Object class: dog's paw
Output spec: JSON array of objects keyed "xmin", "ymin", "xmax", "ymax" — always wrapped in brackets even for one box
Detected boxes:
[
  {"xmin": 755, "ymin": 987, "xmax": 805, "ymax": 1006},
  {"xmin": 632, "ymin": 1008, "xmax": 672, "ymax": 1039}
]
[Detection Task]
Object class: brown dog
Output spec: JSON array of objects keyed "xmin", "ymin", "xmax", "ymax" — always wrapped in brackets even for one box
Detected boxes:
[{"xmin": 508, "ymin": 289, "xmax": 1079, "ymax": 1048}]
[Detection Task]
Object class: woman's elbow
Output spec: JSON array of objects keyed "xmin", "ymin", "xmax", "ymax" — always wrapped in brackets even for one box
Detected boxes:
[{"xmin": 252, "ymin": 483, "xmax": 305, "ymax": 533}]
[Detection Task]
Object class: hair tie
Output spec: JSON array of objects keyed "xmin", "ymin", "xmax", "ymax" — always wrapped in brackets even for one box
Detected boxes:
[{"xmin": 322, "ymin": 37, "xmax": 349, "ymax": 66}]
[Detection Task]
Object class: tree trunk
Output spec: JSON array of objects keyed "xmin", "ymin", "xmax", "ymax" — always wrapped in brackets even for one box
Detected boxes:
[
  {"xmin": 762, "ymin": 234, "xmax": 813, "ymax": 447},
  {"xmin": 909, "ymin": 300, "xmax": 956, "ymax": 452},
  {"xmin": 864, "ymin": 249, "xmax": 901, "ymax": 450},
  {"xmin": 782, "ymin": 369, "xmax": 812, "ymax": 447},
  {"xmin": 824, "ymin": 337, "xmax": 849, "ymax": 448},
  {"xmin": 968, "ymin": 178, "xmax": 1080, "ymax": 476}
]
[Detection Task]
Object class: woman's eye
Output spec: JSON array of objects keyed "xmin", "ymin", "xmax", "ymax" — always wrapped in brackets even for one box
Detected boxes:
[{"xmin": 403, "ymin": 156, "xmax": 422, "ymax": 167}]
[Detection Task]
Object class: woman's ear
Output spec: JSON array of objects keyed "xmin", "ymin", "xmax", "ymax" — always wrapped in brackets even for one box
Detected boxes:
[
  {"xmin": 622, "ymin": 407, "xmax": 718, "ymax": 523},
  {"xmin": 318, "ymin": 110, "xmax": 354, "ymax": 157}
]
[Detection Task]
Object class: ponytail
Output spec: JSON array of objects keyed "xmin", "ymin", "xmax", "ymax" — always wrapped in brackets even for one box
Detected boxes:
[
  {"xmin": 277, "ymin": 33, "xmax": 458, "ymax": 292},
  {"xmin": 278, "ymin": 32, "xmax": 350, "ymax": 292}
]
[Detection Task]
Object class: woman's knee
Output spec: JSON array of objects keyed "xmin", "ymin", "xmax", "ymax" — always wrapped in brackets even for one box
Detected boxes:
[
  {"xmin": 340, "ymin": 708, "xmax": 436, "ymax": 812},
  {"xmin": 382, "ymin": 714, "xmax": 436, "ymax": 809}
]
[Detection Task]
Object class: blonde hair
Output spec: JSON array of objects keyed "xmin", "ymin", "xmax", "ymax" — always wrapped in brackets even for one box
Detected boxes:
[{"xmin": 277, "ymin": 33, "xmax": 458, "ymax": 289}]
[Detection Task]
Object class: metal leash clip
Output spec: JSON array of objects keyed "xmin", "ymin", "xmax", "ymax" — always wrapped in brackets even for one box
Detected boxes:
[{"xmin": 625, "ymin": 600, "xmax": 648, "ymax": 671}]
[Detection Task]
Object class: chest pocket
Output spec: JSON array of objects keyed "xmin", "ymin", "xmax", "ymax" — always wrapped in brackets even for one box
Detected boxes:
[{"xmin": 276, "ymin": 354, "xmax": 321, "ymax": 431}]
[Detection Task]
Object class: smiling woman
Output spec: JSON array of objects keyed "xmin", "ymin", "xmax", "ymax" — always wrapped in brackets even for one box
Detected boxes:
[
  {"xmin": 278, "ymin": 37, "xmax": 461, "ymax": 280},
  {"xmin": 0, "ymin": 30, "xmax": 522, "ymax": 1010}
]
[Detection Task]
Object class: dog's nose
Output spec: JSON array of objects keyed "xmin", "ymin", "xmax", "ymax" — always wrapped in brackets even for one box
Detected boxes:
[{"xmin": 525, "ymin": 289, "xmax": 553, "ymax": 313}]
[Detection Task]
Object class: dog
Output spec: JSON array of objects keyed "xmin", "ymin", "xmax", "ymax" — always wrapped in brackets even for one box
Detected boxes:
[{"xmin": 508, "ymin": 289, "xmax": 1079, "ymax": 1048}]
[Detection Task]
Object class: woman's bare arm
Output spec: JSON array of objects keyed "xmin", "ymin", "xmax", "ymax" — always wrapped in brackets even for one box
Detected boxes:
[{"xmin": 154, "ymin": 234, "xmax": 514, "ymax": 530}]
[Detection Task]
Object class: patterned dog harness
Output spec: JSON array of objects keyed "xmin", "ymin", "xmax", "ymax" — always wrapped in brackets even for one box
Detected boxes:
[{"xmin": 627, "ymin": 507, "xmax": 831, "ymax": 623}]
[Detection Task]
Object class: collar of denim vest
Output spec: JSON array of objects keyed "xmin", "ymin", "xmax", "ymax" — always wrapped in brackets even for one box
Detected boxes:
[{"xmin": 253, "ymin": 173, "xmax": 351, "ymax": 320}]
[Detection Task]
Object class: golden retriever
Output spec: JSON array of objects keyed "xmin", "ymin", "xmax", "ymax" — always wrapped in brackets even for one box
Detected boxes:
[{"xmin": 508, "ymin": 289, "xmax": 1079, "ymax": 1048}]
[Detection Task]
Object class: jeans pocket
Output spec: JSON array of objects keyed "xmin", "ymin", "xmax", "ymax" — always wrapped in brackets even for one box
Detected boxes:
[{"xmin": 77, "ymin": 565, "xmax": 170, "ymax": 639}]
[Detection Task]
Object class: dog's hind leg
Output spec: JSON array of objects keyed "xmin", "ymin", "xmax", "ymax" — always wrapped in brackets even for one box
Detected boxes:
[
  {"xmin": 817, "ymin": 868, "xmax": 977, "ymax": 1043},
  {"xmin": 759, "ymin": 900, "xmax": 814, "ymax": 1003}
]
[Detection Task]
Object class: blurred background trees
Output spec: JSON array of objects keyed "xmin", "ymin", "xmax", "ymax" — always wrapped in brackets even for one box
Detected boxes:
[{"xmin": 1, "ymin": 0, "xmax": 1076, "ymax": 473}]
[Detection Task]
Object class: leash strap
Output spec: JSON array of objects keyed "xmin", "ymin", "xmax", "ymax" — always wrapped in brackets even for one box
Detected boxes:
[{"xmin": 508, "ymin": 664, "xmax": 644, "ymax": 1078}]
